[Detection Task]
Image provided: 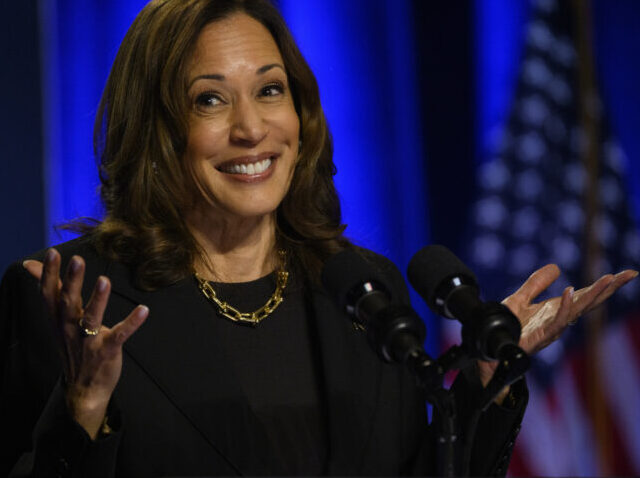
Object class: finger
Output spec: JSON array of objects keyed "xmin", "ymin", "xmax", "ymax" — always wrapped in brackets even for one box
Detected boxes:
[
  {"xmin": 572, "ymin": 274, "xmax": 615, "ymax": 313},
  {"xmin": 40, "ymin": 249, "xmax": 62, "ymax": 315},
  {"xmin": 104, "ymin": 305, "xmax": 149, "ymax": 349},
  {"xmin": 23, "ymin": 260, "xmax": 44, "ymax": 281},
  {"xmin": 82, "ymin": 276, "xmax": 111, "ymax": 334},
  {"xmin": 544, "ymin": 286, "xmax": 575, "ymax": 339},
  {"xmin": 557, "ymin": 286, "xmax": 574, "ymax": 325},
  {"xmin": 513, "ymin": 264, "xmax": 561, "ymax": 303},
  {"xmin": 59, "ymin": 256, "xmax": 86, "ymax": 320},
  {"xmin": 523, "ymin": 287, "xmax": 573, "ymax": 354},
  {"xmin": 583, "ymin": 269, "xmax": 639, "ymax": 314}
]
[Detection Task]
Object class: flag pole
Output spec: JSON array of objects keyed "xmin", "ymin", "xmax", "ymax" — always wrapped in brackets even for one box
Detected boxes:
[{"xmin": 572, "ymin": 0, "xmax": 611, "ymax": 473}]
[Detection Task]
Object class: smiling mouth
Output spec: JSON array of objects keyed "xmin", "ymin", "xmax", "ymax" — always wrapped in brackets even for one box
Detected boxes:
[{"xmin": 216, "ymin": 155, "xmax": 276, "ymax": 176}]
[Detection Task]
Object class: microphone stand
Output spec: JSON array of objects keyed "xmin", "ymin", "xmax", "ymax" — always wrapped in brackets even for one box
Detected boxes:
[
  {"xmin": 348, "ymin": 280, "xmax": 530, "ymax": 476},
  {"xmin": 402, "ymin": 344, "xmax": 470, "ymax": 477},
  {"xmin": 460, "ymin": 343, "xmax": 530, "ymax": 477},
  {"xmin": 369, "ymin": 306, "xmax": 469, "ymax": 477},
  {"xmin": 400, "ymin": 340, "xmax": 529, "ymax": 477}
]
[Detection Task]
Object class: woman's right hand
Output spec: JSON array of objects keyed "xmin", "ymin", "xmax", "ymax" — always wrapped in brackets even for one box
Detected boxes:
[{"xmin": 23, "ymin": 248, "xmax": 148, "ymax": 439}]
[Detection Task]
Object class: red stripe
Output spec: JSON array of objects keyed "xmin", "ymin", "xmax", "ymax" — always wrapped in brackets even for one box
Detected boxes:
[
  {"xmin": 507, "ymin": 443, "xmax": 532, "ymax": 477},
  {"xmin": 626, "ymin": 311, "xmax": 640, "ymax": 371},
  {"xmin": 569, "ymin": 344, "xmax": 634, "ymax": 475},
  {"xmin": 544, "ymin": 382, "xmax": 560, "ymax": 417}
]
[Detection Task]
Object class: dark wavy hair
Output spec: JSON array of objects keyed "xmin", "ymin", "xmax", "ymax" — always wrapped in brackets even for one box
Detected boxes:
[{"xmin": 89, "ymin": 0, "xmax": 350, "ymax": 290}]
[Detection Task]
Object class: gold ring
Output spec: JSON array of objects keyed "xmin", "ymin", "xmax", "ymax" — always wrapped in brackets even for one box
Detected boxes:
[{"xmin": 78, "ymin": 317, "xmax": 100, "ymax": 337}]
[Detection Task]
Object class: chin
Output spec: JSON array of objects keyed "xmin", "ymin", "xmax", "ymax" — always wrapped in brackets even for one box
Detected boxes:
[{"xmin": 218, "ymin": 202, "xmax": 281, "ymax": 221}]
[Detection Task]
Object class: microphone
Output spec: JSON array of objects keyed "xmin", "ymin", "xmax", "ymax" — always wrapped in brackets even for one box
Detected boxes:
[
  {"xmin": 321, "ymin": 250, "xmax": 426, "ymax": 364},
  {"xmin": 407, "ymin": 245, "xmax": 522, "ymax": 362},
  {"xmin": 323, "ymin": 251, "xmax": 459, "ymax": 477}
]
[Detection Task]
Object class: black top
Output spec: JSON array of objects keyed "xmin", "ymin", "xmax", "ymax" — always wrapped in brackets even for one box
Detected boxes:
[
  {"xmin": 202, "ymin": 272, "xmax": 327, "ymax": 475},
  {"xmin": 1, "ymin": 237, "xmax": 528, "ymax": 477}
]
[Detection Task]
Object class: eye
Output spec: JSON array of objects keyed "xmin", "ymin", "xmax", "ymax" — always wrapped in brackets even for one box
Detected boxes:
[
  {"xmin": 194, "ymin": 91, "xmax": 224, "ymax": 108},
  {"xmin": 259, "ymin": 82, "xmax": 285, "ymax": 97}
]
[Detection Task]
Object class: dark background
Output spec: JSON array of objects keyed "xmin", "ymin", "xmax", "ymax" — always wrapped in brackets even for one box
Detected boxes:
[{"xmin": 2, "ymin": 1, "xmax": 638, "ymax": 274}]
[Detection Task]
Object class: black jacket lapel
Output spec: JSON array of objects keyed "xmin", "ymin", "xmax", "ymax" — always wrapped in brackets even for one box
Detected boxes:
[
  {"xmin": 55, "ymin": 239, "xmax": 385, "ymax": 475},
  {"xmin": 307, "ymin": 285, "xmax": 383, "ymax": 475},
  {"xmin": 103, "ymin": 260, "xmax": 279, "ymax": 475}
]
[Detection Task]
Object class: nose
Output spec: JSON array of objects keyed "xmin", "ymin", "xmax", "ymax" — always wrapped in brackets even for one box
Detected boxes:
[{"xmin": 229, "ymin": 97, "xmax": 268, "ymax": 146}]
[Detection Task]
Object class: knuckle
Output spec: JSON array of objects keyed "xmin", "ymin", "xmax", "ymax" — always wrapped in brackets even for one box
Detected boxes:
[
  {"xmin": 62, "ymin": 328, "xmax": 75, "ymax": 343},
  {"xmin": 87, "ymin": 340, "xmax": 103, "ymax": 355},
  {"xmin": 110, "ymin": 330, "xmax": 126, "ymax": 346},
  {"xmin": 58, "ymin": 292, "xmax": 74, "ymax": 311},
  {"xmin": 82, "ymin": 311, "xmax": 95, "ymax": 324}
]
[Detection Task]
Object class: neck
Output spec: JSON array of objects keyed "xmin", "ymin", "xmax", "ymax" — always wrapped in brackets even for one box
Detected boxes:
[{"xmin": 188, "ymin": 207, "xmax": 279, "ymax": 283}]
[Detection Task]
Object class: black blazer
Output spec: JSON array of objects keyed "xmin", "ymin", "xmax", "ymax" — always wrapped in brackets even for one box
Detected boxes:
[{"xmin": 1, "ymin": 238, "xmax": 526, "ymax": 477}]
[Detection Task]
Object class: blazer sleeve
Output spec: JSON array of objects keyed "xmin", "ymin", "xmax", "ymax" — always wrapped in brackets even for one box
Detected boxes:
[
  {"xmin": 366, "ymin": 250, "xmax": 528, "ymax": 476},
  {"xmin": 0, "ymin": 261, "xmax": 123, "ymax": 478}
]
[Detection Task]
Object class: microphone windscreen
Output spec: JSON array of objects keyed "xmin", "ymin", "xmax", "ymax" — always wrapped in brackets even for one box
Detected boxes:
[
  {"xmin": 407, "ymin": 245, "xmax": 477, "ymax": 309},
  {"xmin": 321, "ymin": 249, "xmax": 387, "ymax": 310}
]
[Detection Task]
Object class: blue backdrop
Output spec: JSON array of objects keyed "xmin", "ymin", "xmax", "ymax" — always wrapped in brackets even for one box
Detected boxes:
[
  {"xmin": 1, "ymin": 0, "xmax": 639, "ymax": 361},
  {"xmin": 1, "ymin": 1, "xmax": 639, "ymax": 475}
]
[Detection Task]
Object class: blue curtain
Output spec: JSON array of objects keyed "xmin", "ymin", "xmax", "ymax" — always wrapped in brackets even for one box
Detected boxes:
[
  {"xmin": 39, "ymin": 0, "xmax": 149, "ymax": 244},
  {"xmin": 35, "ymin": 0, "xmax": 640, "ymax": 357},
  {"xmin": 592, "ymin": 0, "xmax": 640, "ymax": 224},
  {"xmin": 39, "ymin": 0, "xmax": 436, "ymax": 351},
  {"xmin": 279, "ymin": 0, "xmax": 434, "ymax": 349}
]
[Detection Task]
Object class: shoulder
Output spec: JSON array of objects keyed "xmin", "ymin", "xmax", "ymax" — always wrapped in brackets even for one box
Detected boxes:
[
  {"xmin": 1, "ymin": 235, "xmax": 110, "ymax": 301},
  {"xmin": 24, "ymin": 235, "xmax": 102, "ymax": 265}
]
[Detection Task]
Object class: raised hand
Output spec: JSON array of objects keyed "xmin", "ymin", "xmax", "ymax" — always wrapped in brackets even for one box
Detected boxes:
[
  {"xmin": 503, "ymin": 264, "xmax": 637, "ymax": 355},
  {"xmin": 476, "ymin": 264, "xmax": 638, "ymax": 393},
  {"xmin": 23, "ymin": 248, "xmax": 148, "ymax": 439}
]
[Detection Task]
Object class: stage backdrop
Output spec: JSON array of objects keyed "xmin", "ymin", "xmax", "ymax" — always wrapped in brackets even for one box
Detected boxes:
[
  {"xmin": 34, "ymin": 0, "xmax": 437, "ymax": 352},
  {"xmin": 0, "ymin": 1, "xmax": 639, "ymax": 475}
]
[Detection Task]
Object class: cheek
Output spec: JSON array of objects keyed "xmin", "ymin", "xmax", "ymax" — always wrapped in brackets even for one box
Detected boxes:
[
  {"xmin": 268, "ymin": 103, "xmax": 300, "ymax": 140},
  {"xmin": 186, "ymin": 121, "xmax": 227, "ymax": 158},
  {"xmin": 287, "ymin": 113, "xmax": 301, "ymax": 143}
]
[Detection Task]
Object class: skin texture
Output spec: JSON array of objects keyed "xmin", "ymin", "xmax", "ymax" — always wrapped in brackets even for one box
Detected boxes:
[
  {"xmin": 477, "ymin": 264, "xmax": 638, "ymax": 403},
  {"xmin": 185, "ymin": 13, "xmax": 300, "ymax": 283},
  {"xmin": 20, "ymin": 12, "xmax": 639, "ymax": 436},
  {"xmin": 23, "ymin": 251, "xmax": 148, "ymax": 439}
]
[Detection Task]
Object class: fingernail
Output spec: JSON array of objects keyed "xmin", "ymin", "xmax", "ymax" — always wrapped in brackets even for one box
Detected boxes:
[
  {"xmin": 97, "ymin": 277, "xmax": 107, "ymax": 292},
  {"xmin": 138, "ymin": 305, "xmax": 149, "ymax": 318},
  {"xmin": 70, "ymin": 257, "xmax": 81, "ymax": 273},
  {"xmin": 568, "ymin": 287, "xmax": 575, "ymax": 299},
  {"xmin": 45, "ymin": 249, "xmax": 55, "ymax": 263}
]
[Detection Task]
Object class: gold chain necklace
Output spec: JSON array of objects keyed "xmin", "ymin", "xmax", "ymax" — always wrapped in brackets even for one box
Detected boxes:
[{"xmin": 194, "ymin": 250, "xmax": 289, "ymax": 326}]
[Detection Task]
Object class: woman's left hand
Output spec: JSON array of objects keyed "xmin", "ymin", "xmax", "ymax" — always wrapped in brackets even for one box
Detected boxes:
[{"xmin": 477, "ymin": 264, "xmax": 638, "ymax": 390}]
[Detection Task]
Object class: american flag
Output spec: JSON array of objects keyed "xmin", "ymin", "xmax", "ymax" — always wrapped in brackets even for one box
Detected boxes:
[{"xmin": 454, "ymin": 0, "xmax": 640, "ymax": 474}]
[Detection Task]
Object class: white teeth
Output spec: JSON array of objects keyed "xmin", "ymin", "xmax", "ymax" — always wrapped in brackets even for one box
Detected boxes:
[
  {"xmin": 254, "ymin": 159, "xmax": 271, "ymax": 174},
  {"xmin": 222, "ymin": 158, "xmax": 273, "ymax": 175}
]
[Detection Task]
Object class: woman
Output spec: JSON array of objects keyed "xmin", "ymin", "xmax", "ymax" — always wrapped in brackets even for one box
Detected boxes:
[{"xmin": 1, "ymin": 0, "xmax": 635, "ymax": 476}]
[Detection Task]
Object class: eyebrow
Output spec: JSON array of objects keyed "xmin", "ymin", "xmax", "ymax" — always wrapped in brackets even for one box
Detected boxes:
[{"xmin": 188, "ymin": 63, "xmax": 286, "ymax": 89}]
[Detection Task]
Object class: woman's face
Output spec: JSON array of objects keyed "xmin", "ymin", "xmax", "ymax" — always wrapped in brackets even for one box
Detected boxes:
[{"xmin": 185, "ymin": 13, "xmax": 300, "ymax": 221}]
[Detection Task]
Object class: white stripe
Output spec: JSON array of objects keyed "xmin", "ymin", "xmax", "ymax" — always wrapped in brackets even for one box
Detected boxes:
[
  {"xmin": 599, "ymin": 319, "xmax": 640, "ymax": 472},
  {"xmin": 555, "ymin": 362, "xmax": 601, "ymax": 475},
  {"xmin": 516, "ymin": 378, "xmax": 565, "ymax": 475}
]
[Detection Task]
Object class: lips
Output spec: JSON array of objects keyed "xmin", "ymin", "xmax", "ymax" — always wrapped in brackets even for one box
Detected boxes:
[{"xmin": 216, "ymin": 153, "xmax": 278, "ymax": 176}]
